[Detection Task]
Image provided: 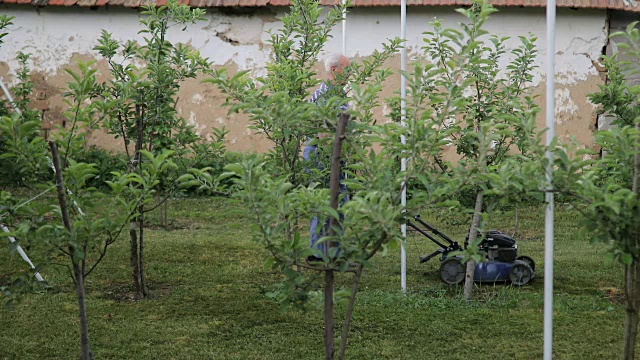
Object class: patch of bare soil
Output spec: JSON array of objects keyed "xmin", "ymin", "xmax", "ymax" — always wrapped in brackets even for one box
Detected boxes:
[
  {"xmin": 99, "ymin": 282, "xmax": 175, "ymax": 302},
  {"xmin": 143, "ymin": 219, "xmax": 195, "ymax": 231},
  {"xmin": 601, "ymin": 286, "xmax": 624, "ymax": 305}
]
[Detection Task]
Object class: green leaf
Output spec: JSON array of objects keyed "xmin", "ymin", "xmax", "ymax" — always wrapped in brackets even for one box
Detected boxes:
[{"xmin": 319, "ymin": 206, "xmax": 340, "ymax": 221}]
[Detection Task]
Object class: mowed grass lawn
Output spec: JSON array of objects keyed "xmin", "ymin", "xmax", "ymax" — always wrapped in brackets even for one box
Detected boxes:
[{"xmin": 0, "ymin": 197, "xmax": 629, "ymax": 359}]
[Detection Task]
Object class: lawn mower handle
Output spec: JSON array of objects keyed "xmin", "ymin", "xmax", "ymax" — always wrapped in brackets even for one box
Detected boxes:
[
  {"xmin": 419, "ymin": 249, "xmax": 444, "ymax": 263},
  {"xmin": 411, "ymin": 215, "xmax": 457, "ymax": 246},
  {"xmin": 406, "ymin": 220, "xmax": 449, "ymax": 249}
]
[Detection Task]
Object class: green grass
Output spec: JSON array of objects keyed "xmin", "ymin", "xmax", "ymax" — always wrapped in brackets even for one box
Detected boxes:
[{"xmin": 0, "ymin": 198, "xmax": 629, "ymax": 359}]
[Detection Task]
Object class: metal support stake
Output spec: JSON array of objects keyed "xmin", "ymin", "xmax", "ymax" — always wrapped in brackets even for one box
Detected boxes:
[{"xmin": 543, "ymin": 0, "xmax": 556, "ymax": 358}]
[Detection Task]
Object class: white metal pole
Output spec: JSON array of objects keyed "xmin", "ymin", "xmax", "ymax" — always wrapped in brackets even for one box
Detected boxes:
[
  {"xmin": 544, "ymin": 0, "xmax": 556, "ymax": 358},
  {"xmin": 342, "ymin": 0, "xmax": 347, "ymax": 55},
  {"xmin": 400, "ymin": 0, "xmax": 407, "ymax": 293},
  {"xmin": 1, "ymin": 78, "xmax": 43, "ymax": 282},
  {"xmin": 0, "ymin": 76, "xmax": 22, "ymax": 115},
  {"xmin": 2, "ymin": 225, "xmax": 44, "ymax": 282}
]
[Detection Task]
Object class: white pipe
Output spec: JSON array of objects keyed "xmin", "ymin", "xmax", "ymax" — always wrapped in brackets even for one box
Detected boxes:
[
  {"xmin": 0, "ymin": 76, "xmax": 22, "ymax": 115},
  {"xmin": 400, "ymin": 0, "xmax": 407, "ymax": 293},
  {"xmin": 342, "ymin": 0, "xmax": 347, "ymax": 55},
  {"xmin": 0, "ymin": 79, "xmax": 44, "ymax": 283},
  {"xmin": 2, "ymin": 225, "xmax": 44, "ymax": 282},
  {"xmin": 543, "ymin": 0, "xmax": 556, "ymax": 359}
]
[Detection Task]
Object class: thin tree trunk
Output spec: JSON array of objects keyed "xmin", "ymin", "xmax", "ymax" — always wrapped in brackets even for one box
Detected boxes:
[
  {"xmin": 49, "ymin": 141, "xmax": 93, "ymax": 360},
  {"xmin": 463, "ymin": 191, "xmax": 484, "ymax": 301},
  {"xmin": 50, "ymin": 142, "xmax": 71, "ymax": 229},
  {"xmin": 462, "ymin": 111, "xmax": 490, "ymax": 301},
  {"xmin": 324, "ymin": 270, "xmax": 335, "ymax": 360},
  {"xmin": 623, "ymin": 261, "xmax": 640, "ymax": 360},
  {"xmin": 139, "ymin": 208, "xmax": 148, "ymax": 297},
  {"xmin": 323, "ymin": 113, "xmax": 349, "ymax": 360},
  {"xmin": 129, "ymin": 222, "xmax": 142, "ymax": 299},
  {"xmin": 163, "ymin": 198, "xmax": 168, "ymax": 228},
  {"xmin": 73, "ymin": 262, "xmax": 94, "ymax": 360},
  {"xmin": 130, "ymin": 105, "xmax": 145, "ymax": 299},
  {"xmin": 337, "ymin": 264, "xmax": 364, "ymax": 360},
  {"xmin": 328, "ymin": 114, "xmax": 349, "ymax": 249}
]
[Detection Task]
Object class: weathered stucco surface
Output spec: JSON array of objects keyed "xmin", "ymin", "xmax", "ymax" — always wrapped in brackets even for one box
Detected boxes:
[{"xmin": 0, "ymin": 5, "xmax": 608, "ymax": 153}]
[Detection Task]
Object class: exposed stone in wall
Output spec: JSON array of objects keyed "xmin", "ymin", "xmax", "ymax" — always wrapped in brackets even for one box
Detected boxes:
[
  {"xmin": 555, "ymin": 88, "xmax": 579, "ymax": 125},
  {"xmin": 535, "ymin": 74, "xmax": 602, "ymax": 154}
]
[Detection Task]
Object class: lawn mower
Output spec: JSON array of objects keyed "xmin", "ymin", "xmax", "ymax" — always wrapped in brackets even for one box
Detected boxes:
[{"xmin": 407, "ymin": 215, "xmax": 535, "ymax": 286}]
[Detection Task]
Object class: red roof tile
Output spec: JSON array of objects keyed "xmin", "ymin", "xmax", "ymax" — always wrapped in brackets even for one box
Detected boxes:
[{"xmin": 8, "ymin": 0, "xmax": 640, "ymax": 12}]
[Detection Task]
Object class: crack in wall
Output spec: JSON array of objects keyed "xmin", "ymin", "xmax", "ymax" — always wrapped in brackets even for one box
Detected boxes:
[{"xmin": 216, "ymin": 32, "xmax": 240, "ymax": 45}]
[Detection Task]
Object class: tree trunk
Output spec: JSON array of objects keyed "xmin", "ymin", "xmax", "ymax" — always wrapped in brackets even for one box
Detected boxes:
[
  {"xmin": 463, "ymin": 191, "xmax": 484, "ymax": 301},
  {"xmin": 623, "ymin": 261, "xmax": 640, "ymax": 360},
  {"xmin": 130, "ymin": 105, "xmax": 145, "ymax": 299},
  {"xmin": 324, "ymin": 270, "xmax": 335, "ymax": 360},
  {"xmin": 163, "ymin": 199, "xmax": 168, "ymax": 228},
  {"xmin": 139, "ymin": 209, "xmax": 148, "ymax": 297},
  {"xmin": 337, "ymin": 264, "xmax": 364, "ymax": 360},
  {"xmin": 623, "ymin": 307, "xmax": 639, "ymax": 360},
  {"xmin": 129, "ymin": 221, "xmax": 142, "ymax": 299},
  {"xmin": 74, "ymin": 262, "xmax": 94, "ymax": 360},
  {"xmin": 328, "ymin": 114, "xmax": 349, "ymax": 251},
  {"xmin": 323, "ymin": 113, "xmax": 349, "ymax": 360},
  {"xmin": 49, "ymin": 141, "xmax": 93, "ymax": 360}
]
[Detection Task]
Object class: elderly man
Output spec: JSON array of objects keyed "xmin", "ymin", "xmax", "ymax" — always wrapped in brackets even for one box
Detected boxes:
[{"xmin": 304, "ymin": 53, "xmax": 350, "ymax": 261}]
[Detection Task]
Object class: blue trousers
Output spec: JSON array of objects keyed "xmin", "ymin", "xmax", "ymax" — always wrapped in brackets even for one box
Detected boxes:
[{"xmin": 303, "ymin": 142, "xmax": 349, "ymax": 256}]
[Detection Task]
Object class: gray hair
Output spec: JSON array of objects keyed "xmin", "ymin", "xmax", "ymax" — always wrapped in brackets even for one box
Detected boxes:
[{"xmin": 325, "ymin": 53, "xmax": 347, "ymax": 73}]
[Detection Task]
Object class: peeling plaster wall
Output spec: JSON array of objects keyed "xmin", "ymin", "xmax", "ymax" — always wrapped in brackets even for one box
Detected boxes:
[
  {"xmin": 0, "ymin": 5, "xmax": 608, "ymax": 153},
  {"xmin": 0, "ymin": 6, "xmax": 275, "ymax": 78}
]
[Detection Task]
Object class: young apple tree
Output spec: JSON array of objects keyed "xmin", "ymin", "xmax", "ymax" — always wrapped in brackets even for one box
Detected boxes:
[
  {"xmin": 94, "ymin": 0, "xmax": 210, "ymax": 298},
  {"xmin": 405, "ymin": 0, "xmax": 541, "ymax": 300}
]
